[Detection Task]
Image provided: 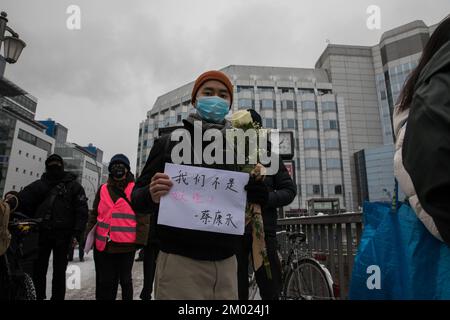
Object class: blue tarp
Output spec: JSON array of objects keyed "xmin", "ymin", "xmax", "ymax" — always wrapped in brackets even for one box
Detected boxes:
[{"xmin": 349, "ymin": 202, "xmax": 450, "ymax": 300}]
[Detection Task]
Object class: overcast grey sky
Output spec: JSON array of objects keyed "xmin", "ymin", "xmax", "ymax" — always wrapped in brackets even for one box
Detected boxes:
[{"xmin": 2, "ymin": 0, "xmax": 449, "ymax": 172}]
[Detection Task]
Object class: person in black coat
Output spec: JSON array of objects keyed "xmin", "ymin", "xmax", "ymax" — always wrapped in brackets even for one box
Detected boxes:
[
  {"xmin": 132, "ymin": 70, "xmax": 268, "ymax": 299},
  {"xmin": 6, "ymin": 154, "xmax": 88, "ymax": 300},
  {"xmin": 236, "ymin": 110, "xmax": 297, "ymax": 300}
]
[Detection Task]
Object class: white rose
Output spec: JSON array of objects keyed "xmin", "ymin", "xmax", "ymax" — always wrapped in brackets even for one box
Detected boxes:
[{"xmin": 230, "ymin": 110, "xmax": 253, "ymax": 128}]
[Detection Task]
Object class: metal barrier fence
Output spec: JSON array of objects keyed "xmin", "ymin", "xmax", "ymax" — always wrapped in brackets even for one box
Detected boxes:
[{"xmin": 277, "ymin": 213, "xmax": 363, "ymax": 299}]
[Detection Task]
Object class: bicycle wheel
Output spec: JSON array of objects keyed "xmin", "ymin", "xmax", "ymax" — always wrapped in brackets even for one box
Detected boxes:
[{"xmin": 284, "ymin": 258, "xmax": 334, "ymax": 300}]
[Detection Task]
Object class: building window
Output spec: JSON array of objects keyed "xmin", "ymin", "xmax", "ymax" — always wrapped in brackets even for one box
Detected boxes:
[
  {"xmin": 18, "ymin": 129, "xmax": 52, "ymax": 153},
  {"xmin": 177, "ymin": 114, "xmax": 182, "ymax": 123},
  {"xmin": 12, "ymin": 185, "xmax": 16, "ymax": 190},
  {"xmin": 32, "ymin": 155, "xmax": 36, "ymax": 160},
  {"xmin": 37, "ymin": 173, "xmax": 39, "ymax": 177},
  {"xmin": 143, "ymin": 140, "xmax": 148, "ymax": 147},
  {"xmin": 304, "ymin": 139, "xmax": 319, "ymax": 149},
  {"xmin": 39, "ymin": 157, "xmax": 42, "ymax": 162},
  {"xmin": 302, "ymin": 101, "xmax": 316, "ymax": 111},
  {"xmin": 307, "ymin": 184, "xmax": 322, "ymax": 195},
  {"xmin": 325, "ymin": 139, "xmax": 340, "ymax": 149},
  {"xmin": 85, "ymin": 161, "xmax": 100, "ymax": 172},
  {"xmin": 18, "ymin": 150, "xmax": 22, "ymax": 155},
  {"xmin": 298, "ymin": 88, "xmax": 315, "ymax": 95},
  {"xmin": 318, "ymin": 89, "xmax": 332, "ymax": 96},
  {"xmin": 335, "ymin": 185, "xmax": 343, "ymax": 195},
  {"xmin": 238, "ymin": 99, "xmax": 254, "ymax": 109},
  {"xmin": 282, "ymin": 119, "xmax": 296, "ymax": 129},
  {"xmin": 303, "ymin": 119, "xmax": 318, "ymax": 130},
  {"xmin": 280, "ymin": 87, "xmax": 294, "ymax": 94},
  {"xmin": 313, "ymin": 185, "xmax": 321, "ymax": 195},
  {"xmin": 265, "ymin": 118, "xmax": 275, "ymax": 128},
  {"xmin": 326, "ymin": 158, "xmax": 341, "ymax": 169},
  {"xmin": 237, "ymin": 86, "xmax": 254, "ymax": 93},
  {"xmin": 258, "ymin": 86, "xmax": 275, "ymax": 94},
  {"xmin": 324, "ymin": 120, "xmax": 338, "ymax": 130},
  {"xmin": 322, "ymin": 102, "xmax": 337, "ymax": 112},
  {"xmin": 305, "ymin": 158, "xmax": 321, "ymax": 169},
  {"xmin": 281, "ymin": 100, "xmax": 295, "ymax": 110},
  {"xmin": 23, "ymin": 169, "xmax": 26, "ymax": 174},
  {"xmin": 260, "ymin": 99, "xmax": 274, "ymax": 110},
  {"xmin": 16, "ymin": 167, "xmax": 19, "ymax": 172},
  {"xmin": 30, "ymin": 171, "xmax": 33, "ymax": 176}
]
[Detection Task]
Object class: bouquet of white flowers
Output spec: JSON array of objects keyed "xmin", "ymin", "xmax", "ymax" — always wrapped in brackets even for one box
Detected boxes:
[{"xmin": 230, "ymin": 110, "xmax": 271, "ymax": 280}]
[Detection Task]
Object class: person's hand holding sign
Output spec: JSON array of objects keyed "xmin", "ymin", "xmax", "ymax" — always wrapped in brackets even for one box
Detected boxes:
[{"xmin": 150, "ymin": 173, "xmax": 174, "ymax": 203}]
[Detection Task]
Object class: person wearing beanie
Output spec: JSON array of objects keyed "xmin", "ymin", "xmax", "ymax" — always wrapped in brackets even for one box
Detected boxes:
[
  {"xmin": 85, "ymin": 154, "xmax": 149, "ymax": 300},
  {"xmin": 132, "ymin": 70, "xmax": 269, "ymax": 300},
  {"xmin": 4, "ymin": 153, "xmax": 88, "ymax": 300}
]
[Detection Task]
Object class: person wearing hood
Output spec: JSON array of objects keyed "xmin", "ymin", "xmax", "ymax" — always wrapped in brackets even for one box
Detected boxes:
[
  {"xmin": 4, "ymin": 154, "xmax": 88, "ymax": 300},
  {"xmin": 86, "ymin": 154, "xmax": 138, "ymax": 300},
  {"xmin": 394, "ymin": 16, "xmax": 450, "ymax": 245},
  {"xmin": 132, "ymin": 70, "xmax": 268, "ymax": 300}
]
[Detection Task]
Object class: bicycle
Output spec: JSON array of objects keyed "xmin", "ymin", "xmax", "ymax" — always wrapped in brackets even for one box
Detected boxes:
[
  {"xmin": 0, "ymin": 212, "xmax": 40, "ymax": 300},
  {"xmin": 248, "ymin": 230, "xmax": 334, "ymax": 300},
  {"xmin": 278, "ymin": 230, "xmax": 334, "ymax": 300}
]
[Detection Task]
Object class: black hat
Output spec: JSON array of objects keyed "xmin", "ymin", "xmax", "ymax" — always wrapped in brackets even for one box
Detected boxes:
[
  {"xmin": 45, "ymin": 154, "xmax": 64, "ymax": 168},
  {"xmin": 108, "ymin": 154, "xmax": 130, "ymax": 172},
  {"xmin": 247, "ymin": 109, "xmax": 263, "ymax": 127}
]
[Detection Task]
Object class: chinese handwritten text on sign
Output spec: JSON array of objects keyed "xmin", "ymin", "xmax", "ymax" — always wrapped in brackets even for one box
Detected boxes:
[{"xmin": 158, "ymin": 163, "xmax": 250, "ymax": 235}]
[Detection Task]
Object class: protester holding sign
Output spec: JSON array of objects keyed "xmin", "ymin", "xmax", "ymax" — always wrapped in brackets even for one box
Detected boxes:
[{"xmin": 132, "ymin": 70, "xmax": 268, "ymax": 300}]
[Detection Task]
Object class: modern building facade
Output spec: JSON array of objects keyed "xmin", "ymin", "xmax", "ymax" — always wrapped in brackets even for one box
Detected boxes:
[
  {"xmin": 354, "ymin": 144, "xmax": 404, "ymax": 206},
  {"xmin": 0, "ymin": 77, "xmax": 55, "ymax": 197},
  {"xmin": 39, "ymin": 119, "xmax": 69, "ymax": 147},
  {"xmin": 137, "ymin": 18, "xmax": 442, "ymax": 214},
  {"xmin": 38, "ymin": 118, "xmax": 105, "ymax": 209},
  {"xmin": 315, "ymin": 19, "xmax": 438, "ymax": 209}
]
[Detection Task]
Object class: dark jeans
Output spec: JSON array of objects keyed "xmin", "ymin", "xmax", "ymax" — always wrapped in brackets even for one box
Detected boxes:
[
  {"xmin": 94, "ymin": 249, "xmax": 135, "ymax": 300},
  {"xmin": 140, "ymin": 242, "xmax": 159, "ymax": 300},
  {"xmin": 237, "ymin": 232, "xmax": 282, "ymax": 300},
  {"xmin": 33, "ymin": 229, "xmax": 72, "ymax": 300}
]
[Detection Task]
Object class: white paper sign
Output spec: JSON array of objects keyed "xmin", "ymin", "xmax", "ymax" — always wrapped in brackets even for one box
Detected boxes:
[{"xmin": 158, "ymin": 163, "xmax": 250, "ymax": 235}]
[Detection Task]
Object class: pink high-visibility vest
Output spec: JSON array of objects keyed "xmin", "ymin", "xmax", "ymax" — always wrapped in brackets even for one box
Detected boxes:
[{"xmin": 95, "ymin": 182, "xmax": 136, "ymax": 252}]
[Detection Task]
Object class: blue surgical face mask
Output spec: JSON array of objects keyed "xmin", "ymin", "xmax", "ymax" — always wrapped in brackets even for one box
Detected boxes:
[{"xmin": 196, "ymin": 96, "xmax": 230, "ymax": 123}]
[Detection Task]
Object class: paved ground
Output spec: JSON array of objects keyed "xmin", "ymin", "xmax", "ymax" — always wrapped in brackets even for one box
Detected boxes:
[
  {"xmin": 46, "ymin": 250, "xmax": 148, "ymax": 300},
  {"xmin": 45, "ymin": 248, "xmax": 260, "ymax": 300}
]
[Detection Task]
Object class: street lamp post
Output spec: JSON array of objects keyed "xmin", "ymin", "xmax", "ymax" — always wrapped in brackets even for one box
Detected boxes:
[{"xmin": 0, "ymin": 11, "xmax": 26, "ymax": 77}]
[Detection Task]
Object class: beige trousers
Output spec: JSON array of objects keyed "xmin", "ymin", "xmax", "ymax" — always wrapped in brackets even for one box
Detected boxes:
[{"xmin": 154, "ymin": 251, "xmax": 238, "ymax": 300}]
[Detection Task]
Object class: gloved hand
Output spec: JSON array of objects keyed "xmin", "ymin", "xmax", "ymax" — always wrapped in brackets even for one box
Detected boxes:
[{"xmin": 244, "ymin": 177, "xmax": 269, "ymax": 207}]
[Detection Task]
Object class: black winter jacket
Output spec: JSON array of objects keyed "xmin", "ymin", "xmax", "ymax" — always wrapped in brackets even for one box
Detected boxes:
[
  {"xmin": 132, "ymin": 118, "xmax": 242, "ymax": 261},
  {"xmin": 259, "ymin": 158, "xmax": 297, "ymax": 234},
  {"xmin": 15, "ymin": 172, "xmax": 88, "ymax": 235}
]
